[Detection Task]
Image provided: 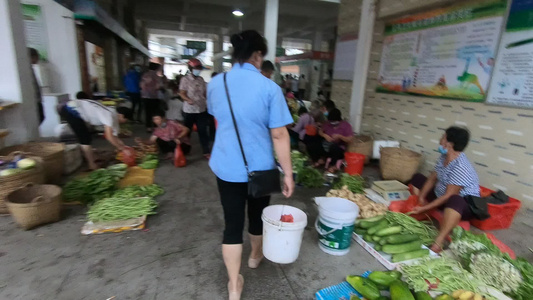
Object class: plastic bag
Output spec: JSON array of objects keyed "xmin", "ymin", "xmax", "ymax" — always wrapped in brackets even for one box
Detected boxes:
[
  {"xmin": 174, "ymin": 146, "xmax": 186, "ymax": 168},
  {"xmin": 122, "ymin": 147, "xmax": 137, "ymax": 167}
]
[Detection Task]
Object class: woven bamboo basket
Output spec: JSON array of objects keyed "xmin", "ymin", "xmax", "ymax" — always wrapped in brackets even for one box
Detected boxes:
[
  {"xmin": 0, "ymin": 152, "xmax": 45, "ymax": 214},
  {"xmin": 0, "ymin": 142, "xmax": 65, "ymax": 184},
  {"xmin": 347, "ymin": 135, "xmax": 373, "ymax": 164},
  {"xmin": 6, "ymin": 183, "xmax": 62, "ymax": 230},
  {"xmin": 379, "ymin": 147, "xmax": 422, "ymax": 183}
]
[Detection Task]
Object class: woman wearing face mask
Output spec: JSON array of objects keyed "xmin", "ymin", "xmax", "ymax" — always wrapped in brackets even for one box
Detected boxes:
[
  {"xmin": 307, "ymin": 108, "xmax": 354, "ymax": 172},
  {"xmin": 409, "ymin": 126, "xmax": 480, "ymax": 252},
  {"xmin": 179, "ymin": 58, "xmax": 212, "ymax": 159},
  {"xmin": 207, "ymin": 30, "xmax": 294, "ymax": 300},
  {"xmin": 136, "ymin": 110, "xmax": 191, "ymax": 159}
]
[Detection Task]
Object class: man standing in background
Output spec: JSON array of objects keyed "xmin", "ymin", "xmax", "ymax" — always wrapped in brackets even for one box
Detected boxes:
[
  {"xmin": 29, "ymin": 48, "xmax": 44, "ymax": 124},
  {"xmin": 261, "ymin": 60, "xmax": 275, "ymax": 79},
  {"xmin": 298, "ymin": 74, "xmax": 308, "ymax": 100},
  {"xmin": 124, "ymin": 64, "xmax": 142, "ymax": 123}
]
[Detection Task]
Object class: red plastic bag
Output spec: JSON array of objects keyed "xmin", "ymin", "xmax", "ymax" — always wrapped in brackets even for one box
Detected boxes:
[
  {"xmin": 174, "ymin": 146, "xmax": 186, "ymax": 168},
  {"xmin": 122, "ymin": 146, "xmax": 136, "ymax": 167},
  {"xmin": 280, "ymin": 214, "xmax": 294, "ymax": 223}
]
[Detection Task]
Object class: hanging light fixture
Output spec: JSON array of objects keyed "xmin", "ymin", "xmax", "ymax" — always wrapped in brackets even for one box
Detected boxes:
[{"xmin": 232, "ymin": 9, "xmax": 244, "ymax": 17}]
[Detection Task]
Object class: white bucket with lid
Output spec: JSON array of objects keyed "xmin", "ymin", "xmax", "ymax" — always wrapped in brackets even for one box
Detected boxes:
[
  {"xmin": 262, "ymin": 205, "xmax": 307, "ymax": 264},
  {"xmin": 315, "ymin": 197, "xmax": 359, "ymax": 256}
]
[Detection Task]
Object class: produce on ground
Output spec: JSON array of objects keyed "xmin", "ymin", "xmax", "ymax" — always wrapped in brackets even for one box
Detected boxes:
[
  {"xmin": 468, "ymin": 252, "xmax": 522, "ymax": 294},
  {"xmin": 333, "ymin": 173, "xmax": 365, "ymax": 194},
  {"xmin": 390, "ymin": 280, "xmax": 415, "ymax": 300},
  {"xmin": 401, "ymin": 257, "xmax": 488, "ymax": 297},
  {"xmin": 367, "ymin": 271, "xmax": 402, "ymax": 287},
  {"xmin": 385, "ymin": 211, "xmax": 438, "ymax": 245},
  {"xmin": 63, "ymin": 164, "xmax": 128, "ymax": 204},
  {"xmin": 111, "ymin": 184, "xmax": 164, "ymax": 198},
  {"xmin": 452, "ymin": 290, "xmax": 486, "ymax": 300},
  {"xmin": 87, "ymin": 196, "xmax": 158, "ymax": 222},
  {"xmin": 327, "ymin": 186, "xmax": 387, "ymax": 218},
  {"xmin": 139, "ymin": 154, "xmax": 159, "ymax": 169},
  {"xmin": 290, "ymin": 150, "xmax": 308, "ymax": 174},
  {"xmin": 346, "ymin": 275, "xmax": 381, "ymax": 300},
  {"xmin": 296, "ymin": 166, "xmax": 324, "ymax": 188}
]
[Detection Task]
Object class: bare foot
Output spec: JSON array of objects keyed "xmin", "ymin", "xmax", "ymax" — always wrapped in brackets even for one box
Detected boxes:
[{"xmin": 228, "ymin": 274, "xmax": 244, "ymax": 300}]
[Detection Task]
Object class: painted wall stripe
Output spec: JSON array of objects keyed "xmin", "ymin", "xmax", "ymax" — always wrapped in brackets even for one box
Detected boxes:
[
  {"xmin": 417, "ymin": 114, "xmax": 427, "ymax": 118},
  {"xmin": 430, "ymin": 139, "xmax": 439, "ymax": 144},
  {"xmin": 498, "ymin": 157, "xmax": 515, "ymax": 165},
  {"xmin": 522, "ymin": 194, "xmax": 533, "ymax": 201},
  {"xmin": 402, "ymin": 111, "xmax": 410, "ymax": 115},
  {"xmin": 506, "ymin": 130, "xmax": 523, "ymax": 136},
  {"xmin": 435, "ymin": 117, "xmax": 446, "ymax": 122},
  {"xmin": 478, "ymin": 125, "xmax": 493, "ymax": 130},
  {"xmin": 399, "ymin": 131, "xmax": 406, "ymax": 135},
  {"xmin": 493, "ymin": 184, "xmax": 508, "ymax": 191},
  {"xmin": 455, "ymin": 121, "xmax": 467, "ymax": 126},
  {"xmin": 472, "ymin": 150, "xmax": 486, "ymax": 156},
  {"xmin": 414, "ymin": 135, "xmax": 423, "ymax": 139}
]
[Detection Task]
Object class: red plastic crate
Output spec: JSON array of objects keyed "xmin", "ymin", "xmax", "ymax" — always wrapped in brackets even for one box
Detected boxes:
[
  {"xmin": 470, "ymin": 187, "xmax": 522, "ymax": 230},
  {"xmin": 388, "ymin": 195, "xmax": 431, "ymax": 221}
]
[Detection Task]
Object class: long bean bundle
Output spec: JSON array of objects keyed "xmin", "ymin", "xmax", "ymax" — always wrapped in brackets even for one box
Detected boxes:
[
  {"xmin": 385, "ymin": 211, "xmax": 438, "ymax": 243},
  {"xmin": 87, "ymin": 197, "xmax": 158, "ymax": 222}
]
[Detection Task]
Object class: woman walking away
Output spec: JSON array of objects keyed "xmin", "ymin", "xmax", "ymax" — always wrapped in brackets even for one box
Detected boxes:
[
  {"xmin": 141, "ymin": 62, "xmax": 163, "ymax": 132},
  {"xmin": 207, "ymin": 30, "xmax": 294, "ymax": 300}
]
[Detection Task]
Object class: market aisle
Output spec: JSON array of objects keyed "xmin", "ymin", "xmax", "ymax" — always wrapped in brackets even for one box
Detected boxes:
[{"xmin": 0, "ymin": 136, "xmax": 384, "ymax": 300}]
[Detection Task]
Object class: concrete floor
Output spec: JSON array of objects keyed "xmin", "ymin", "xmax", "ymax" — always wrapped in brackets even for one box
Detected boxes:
[{"xmin": 1, "ymin": 132, "xmax": 532, "ymax": 300}]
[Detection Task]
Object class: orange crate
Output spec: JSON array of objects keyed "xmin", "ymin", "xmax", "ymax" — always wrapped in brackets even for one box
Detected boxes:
[
  {"xmin": 470, "ymin": 187, "xmax": 522, "ymax": 230},
  {"xmin": 388, "ymin": 195, "xmax": 430, "ymax": 221}
]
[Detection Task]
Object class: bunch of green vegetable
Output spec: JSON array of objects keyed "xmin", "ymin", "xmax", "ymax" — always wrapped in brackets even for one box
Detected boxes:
[
  {"xmin": 139, "ymin": 154, "xmax": 158, "ymax": 169},
  {"xmin": 63, "ymin": 164, "xmax": 128, "ymax": 204},
  {"xmin": 87, "ymin": 196, "xmax": 158, "ymax": 222},
  {"xmin": 385, "ymin": 211, "xmax": 438, "ymax": 245},
  {"xmin": 290, "ymin": 150, "xmax": 308, "ymax": 174},
  {"xmin": 401, "ymin": 257, "xmax": 486, "ymax": 296},
  {"xmin": 469, "ymin": 252, "xmax": 523, "ymax": 294},
  {"xmin": 353, "ymin": 215, "xmax": 430, "ymax": 263},
  {"xmin": 506, "ymin": 257, "xmax": 533, "ymax": 299},
  {"xmin": 333, "ymin": 173, "xmax": 365, "ymax": 194},
  {"xmin": 111, "ymin": 184, "xmax": 164, "ymax": 198},
  {"xmin": 296, "ymin": 166, "xmax": 323, "ymax": 188}
]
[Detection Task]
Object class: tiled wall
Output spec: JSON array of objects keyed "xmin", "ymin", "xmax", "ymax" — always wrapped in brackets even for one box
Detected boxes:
[{"xmin": 357, "ymin": 2, "xmax": 533, "ymax": 205}]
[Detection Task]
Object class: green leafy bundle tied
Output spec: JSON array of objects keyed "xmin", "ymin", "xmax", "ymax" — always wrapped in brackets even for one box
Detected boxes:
[
  {"xmin": 333, "ymin": 173, "xmax": 365, "ymax": 194},
  {"xmin": 296, "ymin": 166, "xmax": 324, "ymax": 188},
  {"xmin": 87, "ymin": 197, "xmax": 158, "ymax": 222}
]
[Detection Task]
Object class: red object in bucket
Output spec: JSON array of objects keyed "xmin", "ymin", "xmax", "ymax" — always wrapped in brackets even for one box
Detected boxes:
[
  {"xmin": 193, "ymin": 124, "xmax": 198, "ymax": 132},
  {"xmin": 470, "ymin": 186, "xmax": 522, "ymax": 230},
  {"xmin": 280, "ymin": 214, "xmax": 294, "ymax": 223},
  {"xmin": 344, "ymin": 152, "xmax": 365, "ymax": 175}
]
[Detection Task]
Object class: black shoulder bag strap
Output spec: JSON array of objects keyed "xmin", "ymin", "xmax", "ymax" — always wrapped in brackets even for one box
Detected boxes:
[{"xmin": 223, "ymin": 73, "xmax": 249, "ymax": 174}]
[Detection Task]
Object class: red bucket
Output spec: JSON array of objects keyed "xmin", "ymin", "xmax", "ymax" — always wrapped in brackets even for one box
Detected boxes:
[{"xmin": 344, "ymin": 152, "xmax": 365, "ymax": 175}]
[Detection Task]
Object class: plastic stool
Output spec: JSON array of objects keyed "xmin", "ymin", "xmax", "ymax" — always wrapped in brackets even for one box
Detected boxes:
[{"xmin": 429, "ymin": 210, "xmax": 470, "ymax": 231}]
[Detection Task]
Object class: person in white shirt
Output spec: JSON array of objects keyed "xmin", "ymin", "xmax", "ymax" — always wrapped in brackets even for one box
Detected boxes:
[
  {"xmin": 291, "ymin": 75, "xmax": 299, "ymax": 94},
  {"xmin": 59, "ymin": 93, "xmax": 130, "ymax": 170},
  {"xmin": 298, "ymin": 74, "xmax": 308, "ymax": 100}
]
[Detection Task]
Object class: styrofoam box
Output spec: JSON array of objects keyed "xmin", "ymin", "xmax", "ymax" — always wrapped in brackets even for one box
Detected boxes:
[
  {"xmin": 352, "ymin": 233, "xmax": 438, "ymax": 270},
  {"xmin": 373, "ymin": 140, "xmax": 400, "ymax": 159}
]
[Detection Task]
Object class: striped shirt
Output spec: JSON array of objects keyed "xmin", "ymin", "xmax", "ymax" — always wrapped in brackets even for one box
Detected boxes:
[{"xmin": 434, "ymin": 152, "xmax": 480, "ymax": 198}]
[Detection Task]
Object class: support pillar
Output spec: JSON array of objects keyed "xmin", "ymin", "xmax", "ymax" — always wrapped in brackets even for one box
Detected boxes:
[
  {"xmin": 213, "ymin": 34, "xmax": 224, "ymax": 73},
  {"xmin": 313, "ymin": 30, "xmax": 323, "ymax": 51},
  {"xmin": 264, "ymin": 0, "xmax": 279, "ymax": 63},
  {"xmin": 349, "ymin": 0, "xmax": 375, "ymax": 133},
  {"xmin": 0, "ymin": 0, "xmax": 39, "ymax": 146}
]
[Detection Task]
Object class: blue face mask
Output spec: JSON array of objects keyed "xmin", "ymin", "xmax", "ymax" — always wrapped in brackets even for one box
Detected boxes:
[
  {"xmin": 438, "ymin": 145, "xmax": 448, "ymax": 155},
  {"xmin": 324, "ymin": 112, "xmax": 329, "ymax": 117}
]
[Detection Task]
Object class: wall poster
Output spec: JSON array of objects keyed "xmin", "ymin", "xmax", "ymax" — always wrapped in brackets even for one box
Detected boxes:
[
  {"xmin": 376, "ymin": 1, "xmax": 507, "ymax": 102},
  {"xmin": 85, "ymin": 41, "xmax": 106, "ymax": 93},
  {"xmin": 333, "ymin": 36, "xmax": 358, "ymax": 81},
  {"xmin": 487, "ymin": 0, "xmax": 533, "ymax": 108},
  {"xmin": 21, "ymin": 4, "xmax": 48, "ymax": 61}
]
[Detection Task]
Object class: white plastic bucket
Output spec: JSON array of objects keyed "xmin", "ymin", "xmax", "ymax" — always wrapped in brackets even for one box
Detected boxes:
[
  {"xmin": 262, "ymin": 205, "xmax": 307, "ymax": 264},
  {"xmin": 315, "ymin": 197, "xmax": 359, "ymax": 256}
]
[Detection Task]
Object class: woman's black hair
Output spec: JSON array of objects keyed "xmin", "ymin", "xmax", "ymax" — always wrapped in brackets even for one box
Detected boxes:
[
  {"xmin": 76, "ymin": 91, "xmax": 89, "ymax": 99},
  {"xmin": 231, "ymin": 30, "xmax": 268, "ymax": 65},
  {"xmin": 323, "ymin": 99, "xmax": 336, "ymax": 111},
  {"xmin": 261, "ymin": 60, "xmax": 275, "ymax": 72},
  {"xmin": 152, "ymin": 110, "xmax": 166, "ymax": 118},
  {"xmin": 327, "ymin": 108, "xmax": 342, "ymax": 122},
  {"xmin": 116, "ymin": 106, "xmax": 131, "ymax": 117},
  {"xmin": 445, "ymin": 126, "xmax": 470, "ymax": 152},
  {"xmin": 298, "ymin": 106, "xmax": 308, "ymax": 116},
  {"xmin": 149, "ymin": 62, "xmax": 161, "ymax": 71}
]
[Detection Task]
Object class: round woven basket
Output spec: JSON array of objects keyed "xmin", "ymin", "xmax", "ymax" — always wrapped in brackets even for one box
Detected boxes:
[
  {"xmin": 347, "ymin": 135, "xmax": 373, "ymax": 164},
  {"xmin": 6, "ymin": 183, "xmax": 62, "ymax": 230},
  {"xmin": 0, "ymin": 142, "xmax": 65, "ymax": 184},
  {"xmin": 379, "ymin": 147, "xmax": 422, "ymax": 183},
  {"xmin": 0, "ymin": 152, "xmax": 45, "ymax": 214}
]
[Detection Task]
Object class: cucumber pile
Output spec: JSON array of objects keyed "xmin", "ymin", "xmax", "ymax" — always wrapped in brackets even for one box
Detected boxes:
[
  {"xmin": 354, "ymin": 215, "xmax": 430, "ymax": 263},
  {"xmin": 347, "ymin": 271, "xmax": 428, "ymax": 300}
]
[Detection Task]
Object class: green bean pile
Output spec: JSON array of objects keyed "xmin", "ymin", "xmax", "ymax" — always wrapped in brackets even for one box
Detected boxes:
[{"xmin": 87, "ymin": 197, "xmax": 158, "ymax": 222}]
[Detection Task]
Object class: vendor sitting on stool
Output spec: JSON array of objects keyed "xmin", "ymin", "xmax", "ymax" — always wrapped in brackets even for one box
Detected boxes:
[
  {"xmin": 136, "ymin": 110, "xmax": 191, "ymax": 159},
  {"xmin": 409, "ymin": 126, "xmax": 480, "ymax": 252}
]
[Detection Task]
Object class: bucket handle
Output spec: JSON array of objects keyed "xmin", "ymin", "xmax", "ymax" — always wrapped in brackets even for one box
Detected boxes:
[
  {"xmin": 20, "ymin": 182, "xmax": 35, "ymax": 189},
  {"xmin": 31, "ymin": 196, "xmax": 50, "ymax": 203},
  {"xmin": 314, "ymin": 218, "xmax": 344, "ymax": 236}
]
